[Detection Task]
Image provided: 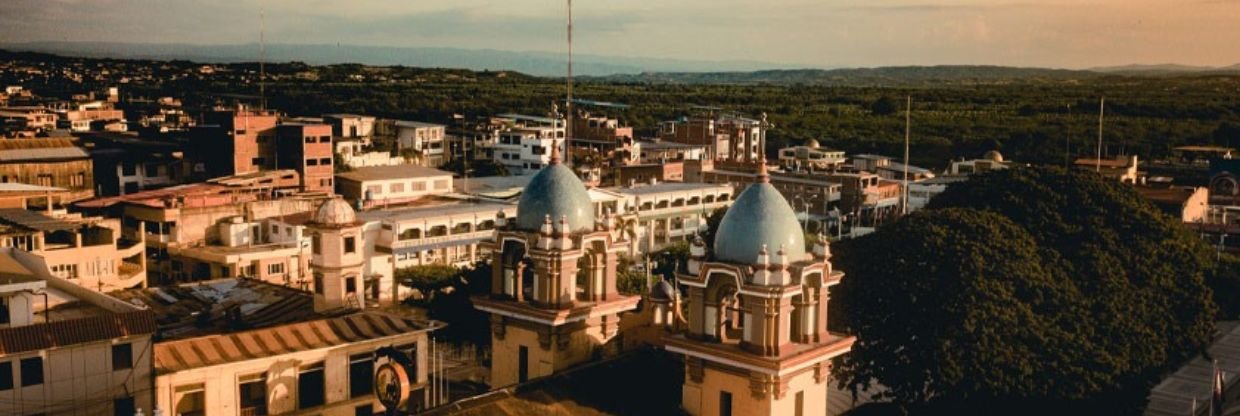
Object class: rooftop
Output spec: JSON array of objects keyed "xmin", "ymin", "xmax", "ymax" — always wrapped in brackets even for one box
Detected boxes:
[
  {"xmin": 393, "ymin": 119, "xmax": 444, "ymax": 128},
  {"xmin": 337, "ymin": 165, "xmax": 453, "ymax": 182},
  {"xmin": 0, "ymin": 208, "xmax": 81, "ymax": 232},
  {"xmin": 636, "ymin": 140, "xmax": 707, "ymax": 151},
  {"xmin": 111, "ymin": 278, "xmax": 318, "ymax": 341},
  {"xmin": 608, "ymin": 182, "xmax": 731, "ymax": 197},
  {"xmin": 154, "ymin": 311, "xmax": 437, "ymax": 374},
  {"xmin": 0, "ymin": 138, "xmax": 90, "ymax": 162},
  {"xmin": 357, "ymin": 200, "xmax": 513, "ymax": 223}
]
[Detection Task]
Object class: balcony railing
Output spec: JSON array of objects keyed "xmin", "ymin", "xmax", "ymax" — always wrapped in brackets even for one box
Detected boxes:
[{"xmin": 386, "ymin": 230, "xmax": 493, "ymax": 250}]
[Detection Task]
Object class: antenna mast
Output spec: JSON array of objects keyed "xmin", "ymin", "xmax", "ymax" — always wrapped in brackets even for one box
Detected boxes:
[
  {"xmin": 260, "ymin": 7, "xmax": 266, "ymax": 110},
  {"xmin": 902, "ymin": 95, "xmax": 911, "ymax": 216},
  {"xmin": 1096, "ymin": 97, "xmax": 1105, "ymax": 172},
  {"xmin": 565, "ymin": 0, "xmax": 573, "ymax": 168}
]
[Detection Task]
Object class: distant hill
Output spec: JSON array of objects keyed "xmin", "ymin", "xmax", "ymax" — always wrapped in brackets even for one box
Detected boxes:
[
  {"xmin": 1089, "ymin": 63, "xmax": 1240, "ymax": 75},
  {"xmin": 0, "ymin": 41, "xmax": 793, "ymax": 77},
  {"xmin": 589, "ymin": 66, "xmax": 1108, "ymax": 86}
]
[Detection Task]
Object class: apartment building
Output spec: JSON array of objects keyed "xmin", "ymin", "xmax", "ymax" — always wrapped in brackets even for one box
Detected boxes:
[
  {"xmin": 336, "ymin": 166, "xmax": 454, "ymax": 209},
  {"xmin": 0, "ymin": 208, "xmax": 147, "ymax": 292},
  {"xmin": 189, "ymin": 107, "xmax": 279, "ymax": 178},
  {"xmin": 0, "ymin": 248, "xmax": 156, "ymax": 416},
  {"xmin": 0, "ymin": 138, "xmax": 94, "ymax": 203},
  {"xmin": 113, "ymin": 278, "xmax": 442, "ymax": 415},
  {"xmin": 275, "ymin": 122, "xmax": 335, "ymax": 194}
]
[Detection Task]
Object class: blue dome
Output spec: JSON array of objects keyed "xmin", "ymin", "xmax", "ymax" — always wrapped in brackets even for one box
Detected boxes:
[
  {"xmin": 515, "ymin": 163, "xmax": 595, "ymax": 233},
  {"xmin": 713, "ymin": 182, "xmax": 805, "ymax": 264}
]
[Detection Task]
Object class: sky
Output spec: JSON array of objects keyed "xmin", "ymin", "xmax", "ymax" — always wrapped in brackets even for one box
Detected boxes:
[{"xmin": 1, "ymin": 0, "xmax": 1238, "ymax": 69}]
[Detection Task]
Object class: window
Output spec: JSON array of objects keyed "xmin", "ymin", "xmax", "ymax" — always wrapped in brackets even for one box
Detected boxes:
[
  {"xmin": 319, "ymin": 158, "xmax": 331, "ymax": 165},
  {"xmin": 0, "ymin": 297, "xmax": 9, "ymax": 325},
  {"xmin": 411, "ymin": 181, "xmax": 426, "ymax": 191},
  {"xmin": 21, "ymin": 357, "xmax": 43, "ymax": 386},
  {"xmin": 122, "ymin": 163, "xmax": 137, "ymax": 176},
  {"xmin": 239, "ymin": 373, "xmax": 267, "ymax": 416},
  {"xmin": 175, "ymin": 384, "xmax": 205, "ymax": 416},
  {"xmin": 268, "ymin": 263, "xmax": 285, "ymax": 275},
  {"xmin": 313, "ymin": 273, "xmax": 324, "ymax": 295},
  {"xmin": 298, "ymin": 363, "xmax": 326, "ymax": 409},
  {"xmin": 344, "ymin": 236, "xmax": 356, "ymax": 254},
  {"xmin": 355, "ymin": 405, "xmax": 374, "ymax": 416},
  {"xmin": 719, "ymin": 391, "xmax": 732, "ymax": 416},
  {"xmin": 307, "ymin": 158, "xmax": 319, "ymax": 166},
  {"xmin": 36, "ymin": 174, "xmax": 53, "ymax": 187},
  {"xmin": 319, "ymin": 136, "xmax": 331, "ymax": 143},
  {"xmin": 112, "ymin": 343, "xmax": 133, "ymax": 371},
  {"xmin": 311, "ymin": 234, "xmax": 321, "ymax": 255},
  {"xmin": 346, "ymin": 277, "xmax": 357, "ymax": 294},
  {"xmin": 304, "ymin": 137, "xmax": 315, "ymax": 144},
  {"xmin": 114, "ymin": 396, "xmax": 136, "ymax": 416},
  {"xmin": 795, "ymin": 390, "xmax": 804, "ymax": 416},
  {"xmin": 366, "ymin": 185, "xmax": 382, "ymax": 196},
  {"xmin": 349, "ymin": 353, "xmax": 374, "ymax": 398},
  {"xmin": 0, "ymin": 362, "xmax": 11, "ymax": 390},
  {"xmin": 389, "ymin": 183, "xmax": 404, "ymax": 193}
]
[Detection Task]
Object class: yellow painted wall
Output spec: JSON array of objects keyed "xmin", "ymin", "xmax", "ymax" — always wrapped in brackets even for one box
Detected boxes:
[
  {"xmin": 489, "ymin": 323, "xmax": 602, "ymax": 388},
  {"xmin": 684, "ymin": 366, "xmax": 828, "ymax": 416}
]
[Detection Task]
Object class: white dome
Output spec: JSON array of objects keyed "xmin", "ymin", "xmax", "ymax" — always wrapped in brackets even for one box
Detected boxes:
[{"xmin": 313, "ymin": 198, "xmax": 357, "ymax": 226}]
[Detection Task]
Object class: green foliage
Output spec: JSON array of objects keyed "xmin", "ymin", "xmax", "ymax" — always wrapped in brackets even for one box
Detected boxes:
[
  {"xmin": 652, "ymin": 241, "xmax": 690, "ymax": 279},
  {"xmin": 332, "ymin": 152, "xmax": 353, "ymax": 173},
  {"xmin": 419, "ymin": 262, "xmax": 493, "ymax": 347},
  {"xmin": 395, "ymin": 264, "xmax": 460, "ymax": 291},
  {"xmin": 703, "ymin": 207, "xmax": 728, "ymax": 249},
  {"xmin": 1209, "ymin": 254, "xmax": 1240, "ymax": 319},
  {"xmin": 832, "ymin": 167, "xmax": 1217, "ymax": 413},
  {"xmin": 869, "ymin": 96, "xmax": 900, "ymax": 116},
  {"xmin": 615, "ymin": 255, "xmax": 649, "ymax": 296}
]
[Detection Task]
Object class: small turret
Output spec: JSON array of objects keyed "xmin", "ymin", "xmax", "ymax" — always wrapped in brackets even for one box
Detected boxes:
[{"xmin": 688, "ymin": 235, "xmax": 707, "ymax": 275}]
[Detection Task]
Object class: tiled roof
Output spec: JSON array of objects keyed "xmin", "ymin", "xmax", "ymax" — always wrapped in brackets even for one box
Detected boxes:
[
  {"xmin": 153, "ymin": 312, "xmax": 434, "ymax": 373},
  {"xmin": 0, "ymin": 311, "xmax": 156, "ymax": 355}
]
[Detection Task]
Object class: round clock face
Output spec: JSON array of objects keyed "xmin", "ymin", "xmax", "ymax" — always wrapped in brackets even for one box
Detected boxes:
[{"xmin": 374, "ymin": 362, "xmax": 410, "ymax": 409}]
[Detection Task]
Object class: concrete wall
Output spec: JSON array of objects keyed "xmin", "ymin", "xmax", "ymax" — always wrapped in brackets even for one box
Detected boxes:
[
  {"xmin": 683, "ymin": 366, "xmax": 828, "ymax": 416},
  {"xmin": 154, "ymin": 330, "xmax": 428, "ymax": 416},
  {"xmin": 0, "ymin": 333, "xmax": 153, "ymax": 415}
]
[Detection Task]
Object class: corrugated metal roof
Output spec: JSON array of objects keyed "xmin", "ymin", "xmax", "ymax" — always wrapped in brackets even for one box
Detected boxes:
[
  {"xmin": 0, "ymin": 146, "xmax": 90, "ymax": 162},
  {"xmin": 0, "ymin": 208, "xmax": 80, "ymax": 232},
  {"xmin": 153, "ymin": 312, "xmax": 433, "ymax": 373},
  {"xmin": 0, "ymin": 311, "xmax": 156, "ymax": 355}
]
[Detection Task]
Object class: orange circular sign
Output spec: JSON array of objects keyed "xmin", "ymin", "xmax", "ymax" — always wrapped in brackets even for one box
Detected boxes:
[{"xmin": 374, "ymin": 361, "xmax": 411, "ymax": 410}]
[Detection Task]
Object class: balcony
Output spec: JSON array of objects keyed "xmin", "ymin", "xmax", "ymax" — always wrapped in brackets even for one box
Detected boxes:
[{"xmin": 386, "ymin": 230, "xmax": 493, "ymax": 251}]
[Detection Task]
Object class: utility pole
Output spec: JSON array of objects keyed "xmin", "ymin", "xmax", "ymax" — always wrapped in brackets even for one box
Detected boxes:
[
  {"xmin": 565, "ymin": 0, "xmax": 573, "ymax": 168},
  {"xmin": 260, "ymin": 7, "xmax": 266, "ymax": 110},
  {"xmin": 902, "ymin": 95, "xmax": 911, "ymax": 216}
]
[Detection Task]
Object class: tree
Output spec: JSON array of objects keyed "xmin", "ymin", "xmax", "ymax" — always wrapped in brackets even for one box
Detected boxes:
[
  {"xmin": 1209, "ymin": 254, "xmax": 1240, "ymax": 319},
  {"xmin": 395, "ymin": 264, "xmax": 459, "ymax": 292},
  {"xmin": 869, "ymin": 96, "xmax": 900, "ymax": 116},
  {"xmin": 703, "ymin": 207, "xmax": 728, "ymax": 249},
  {"xmin": 615, "ymin": 255, "xmax": 649, "ymax": 296},
  {"xmin": 832, "ymin": 167, "xmax": 1216, "ymax": 413},
  {"xmin": 422, "ymin": 262, "xmax": 493, "ymax": 347}
]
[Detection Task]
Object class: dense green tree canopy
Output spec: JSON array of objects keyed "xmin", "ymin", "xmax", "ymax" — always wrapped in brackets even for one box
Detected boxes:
[{"xmin": 831, "ymin": 167, "xmax": 1216, "ymax": 412}]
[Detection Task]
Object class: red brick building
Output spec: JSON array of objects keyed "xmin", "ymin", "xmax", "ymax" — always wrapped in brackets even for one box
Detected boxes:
[{"xmin": 275, "ymin": 123, "xmax": 334, "ymax": 194}]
